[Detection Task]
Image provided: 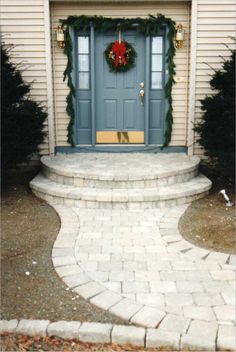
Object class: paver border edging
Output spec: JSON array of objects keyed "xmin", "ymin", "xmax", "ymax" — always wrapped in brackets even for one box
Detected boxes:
[
  {"xmin": 159, "ymin": 204, "xmax": 235, "ymax": 266},
  {"xmin": 1, "ymin": 319, "xmax": 235, "ymax": 351}
]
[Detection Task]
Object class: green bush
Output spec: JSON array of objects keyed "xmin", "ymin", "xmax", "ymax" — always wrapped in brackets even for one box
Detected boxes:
[
  {"xmin": 194, "ymin": 50, "xmax": 235, "ymax": 177},
  {"xmin": 1, "ymin": 45, "xmax": 47, "ymax": 169}
]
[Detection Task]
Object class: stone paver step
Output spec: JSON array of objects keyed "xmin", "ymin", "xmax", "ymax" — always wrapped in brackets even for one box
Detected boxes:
[
  {"xmin": 41, "ymin": 153, "xmax": 200, "ymax": 189},
  {"xmin": 30, "ymin": 173, "xmax": 211, "ymax": 208}
]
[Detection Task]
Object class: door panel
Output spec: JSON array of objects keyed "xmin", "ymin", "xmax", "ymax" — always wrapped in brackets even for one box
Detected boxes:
[
  {"xmin": 78, "ymin": 100, "xmax": 91, "ymax": 128},
  {"xmin": 104, "ymin": 100, "xmax": 117, "ymax": 129},
  {"xmin": 124, "ymin": 70, "xmax": 136, "ymax": 88},
  {"xmin": 123, "ymin": 100, "xmax": 137, "ymax": 129},
  {"xmin": 105, "ymin": 71, "xmax": 117, "ymax": 89},
  {"xmin": 150, "ymin": 100, "xmax": 162, "ymax": 128}
]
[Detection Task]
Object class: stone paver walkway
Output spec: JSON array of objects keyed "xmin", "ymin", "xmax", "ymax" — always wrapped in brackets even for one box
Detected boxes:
[{"xmin": 52, "ymin": 204, "xmax": 235, "ymax": 350}]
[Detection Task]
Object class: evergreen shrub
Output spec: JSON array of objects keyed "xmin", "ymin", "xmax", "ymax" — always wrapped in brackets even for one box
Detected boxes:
[
  {"xmin": 1, "ymin": 45, "xmax": 47, "ymax": 169},
  {"xmin": 194, "ymin": 49, "xmax": 235, "ymax": 177}
]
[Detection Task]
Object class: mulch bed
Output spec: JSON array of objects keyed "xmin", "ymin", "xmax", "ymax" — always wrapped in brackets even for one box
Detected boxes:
[{"xmin": 0, "ymin": 333, "xmax": 170, "ymax": 352}]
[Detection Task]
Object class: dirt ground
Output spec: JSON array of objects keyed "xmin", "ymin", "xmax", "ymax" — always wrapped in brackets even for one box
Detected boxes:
[
  {"xmin": 179, "ymin": 192, "xmax": 235, "ymax": 254},
  {"xmin": 179, "ymin": 165, "xmax": 235, "ymax": 255}
]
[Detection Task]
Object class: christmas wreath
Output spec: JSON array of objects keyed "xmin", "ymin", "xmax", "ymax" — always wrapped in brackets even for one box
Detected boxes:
[{"xmin": 105, "ymin": 41, "xmax": 137, "ymax": 73}]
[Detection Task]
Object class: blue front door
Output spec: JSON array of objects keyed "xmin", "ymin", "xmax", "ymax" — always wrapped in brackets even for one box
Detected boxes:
[
  {"xmin": 95, "ymin": 32, "xmax": 145, "ymax": 144},
  {"xmin": 75, "ymin": 30, "xmax": 166, "ymax": 146}
]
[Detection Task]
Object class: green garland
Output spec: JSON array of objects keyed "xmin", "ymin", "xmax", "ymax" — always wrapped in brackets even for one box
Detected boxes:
[{"xmin": 61, "ymin": 14, "xmax": 176, "ymax": 148}]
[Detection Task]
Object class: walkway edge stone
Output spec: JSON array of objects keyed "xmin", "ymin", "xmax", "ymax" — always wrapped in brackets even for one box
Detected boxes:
[
  {"xmin": 16, "ymin": 319, "xmax": 50, "ymax": 337},
  {"xmin": 1, "ymin": 319, "xmax": 236, "ymax": 351},
  {"xmin": 78, "ymin": 322, "xmax": 112, "ymax": 344},
  {"xmin": 146, "ymin": 328, "xmax": 180, "ymax": 349},
  {"xmin": 47, "ymin": 321, "xmax": 81, "ymax": 339},
  {"xmin": 111, "ymin": 325, "xmax": 145, "ymax": 347},
  {"xmin": 0, "ymin": 320, "xmax": 18, "ymax": 333}
]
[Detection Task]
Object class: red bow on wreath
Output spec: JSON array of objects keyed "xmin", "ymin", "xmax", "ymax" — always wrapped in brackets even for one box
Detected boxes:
[
  {"xmin": 111, "ymin": 41, "xmax": 127, "ymax": 67},
  {"xmin": 105, "ymin": 40, "xmax": 136, "ymax": 73}
]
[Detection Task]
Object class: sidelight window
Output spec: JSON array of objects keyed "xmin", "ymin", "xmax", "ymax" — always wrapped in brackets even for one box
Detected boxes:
[
  {"xmin": 78, "ymin": 36, "xmax": 90, "ymax": 89},
  {"xmin": 151, "ymin": 37, "xmax": 163, "ymax": 89}
]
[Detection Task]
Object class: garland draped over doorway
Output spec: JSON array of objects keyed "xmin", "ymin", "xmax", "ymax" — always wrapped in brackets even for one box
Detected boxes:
[{"xmin": 60, "ymin": 14, "xmax": 176, "ymax": 148}]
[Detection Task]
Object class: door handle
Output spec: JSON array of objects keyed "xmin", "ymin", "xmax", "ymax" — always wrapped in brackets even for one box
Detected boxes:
[{"xmin": 140, "ymin": 89, "xmax": 145, "ymax": 105}]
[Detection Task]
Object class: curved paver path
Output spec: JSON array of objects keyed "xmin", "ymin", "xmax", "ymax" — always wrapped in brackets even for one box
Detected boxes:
[{"xmin": 52, "ymin": 203, "xmax": 235, "ymax": 350}]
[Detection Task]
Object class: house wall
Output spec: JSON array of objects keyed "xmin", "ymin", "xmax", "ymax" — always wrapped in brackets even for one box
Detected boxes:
[
  {"xmin": 2, "ymin": 0, "xmax": 234, "ymax": 155},
  {"xmin": 51, "ymin": 1, "xmax": 191, "ymax": 147},
  {"xmin": 0, "ymin": 0, "xmax": 49, "ymax": 155},
  {"xmin": 194, "ymin": 0, "xmax": 236, "ymax": 156}
]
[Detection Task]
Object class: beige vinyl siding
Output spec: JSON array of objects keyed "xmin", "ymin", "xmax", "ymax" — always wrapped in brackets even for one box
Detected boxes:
[
  {"xmin": 51, "ymin": 1, "xmax": 191, "ymax": 147},
  {"xmin": 0, "ymin": 0, "xmax": 49, "ymax": 155},
  {"xmin": 194, "ymin": 0, "xmax": 236, "ymax": 157}
]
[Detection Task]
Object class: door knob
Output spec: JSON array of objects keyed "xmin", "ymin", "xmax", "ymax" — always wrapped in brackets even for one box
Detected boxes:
[
  {"xmin": 140, "ymin": 89, "xmax": 145, "ymax": 105},
  {"xmin": 140, "ymin": 82, "xmax": 144, "ymax": 88}
]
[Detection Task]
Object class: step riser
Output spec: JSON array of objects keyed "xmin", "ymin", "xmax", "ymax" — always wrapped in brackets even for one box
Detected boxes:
[
  {"xmin": 43, "ymin": 166, "xmax": 198, "ymax": 189},
  {"xmin": 32, "ymin": 189, "xmax": 209, "ymax": 209}
]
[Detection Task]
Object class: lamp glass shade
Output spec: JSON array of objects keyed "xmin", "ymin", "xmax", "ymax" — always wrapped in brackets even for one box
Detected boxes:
[
  {"xmin": 57, "ymin": 30, "xmax": 64, "ymax": 42},
  {"xmin": 176, "ymin": 30, "xmax": 184, "ymax": 41}
]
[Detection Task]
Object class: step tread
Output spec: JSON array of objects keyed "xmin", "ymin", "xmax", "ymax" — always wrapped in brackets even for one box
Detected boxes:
[
  {"xmin": 42, "ymin": 153, "xmax": 200, "ymax": 181},
  {"xmin": 30, "ymin": 173, "xmax": 212, "ymax": 202}
]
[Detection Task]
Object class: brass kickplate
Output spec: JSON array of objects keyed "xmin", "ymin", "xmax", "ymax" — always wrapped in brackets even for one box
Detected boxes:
[{"xmin": 96, "ymin": 131, "xmax": 144, "ymax": 144}]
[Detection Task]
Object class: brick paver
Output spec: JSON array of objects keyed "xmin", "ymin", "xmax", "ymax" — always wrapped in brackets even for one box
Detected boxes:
[
  {"xmin": 0, "ymin": 320, "xmax": 18, "ymax": 333},
  {"xmin": 16, "ymin": 319, "xmax": 50, "ymax": 337},
  {"xmin": 217, "ymin": 325, "xmax": 236, "ymax": 351},
  {"xmin": 112, "ymin": 325, "xmax": 145, "ymax": 346},
  {"xmin": 146, "ymin": 329, "xmax": 180, "ymax": 349},
  {"xmin": 78, "ymin": 322, "xmax": 112, "ymax": 344},
  {"xmin": 47, "ymin": 321, "xmax": 81, "ymax": 339}
]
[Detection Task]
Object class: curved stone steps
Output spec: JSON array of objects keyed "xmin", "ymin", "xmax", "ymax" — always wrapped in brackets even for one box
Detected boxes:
[
  {"xmin": 41, "ymin": 154, "xmax": 200, "ymax": 189},
  {"xmin": 30, "ymin": 173, "xmax": 212, "ymax": 209}
]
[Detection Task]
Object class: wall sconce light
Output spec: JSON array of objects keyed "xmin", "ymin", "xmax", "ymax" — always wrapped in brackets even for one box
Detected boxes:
[
  {"xmin": 56, "ymin": 25, "xmax": 65, "ymax": 49},
  {"xmin": 175, "ymin": 24, "xmax": 185, "ymax": 49}
]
